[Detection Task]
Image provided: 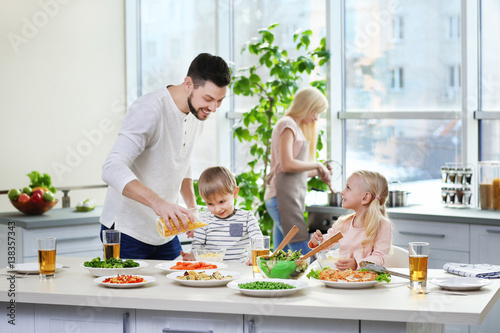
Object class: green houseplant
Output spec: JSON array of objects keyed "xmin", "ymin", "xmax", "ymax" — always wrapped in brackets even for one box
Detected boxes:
[{"xmin": 231, "ymin": 23, "xmax": 330, "ymax": 235}]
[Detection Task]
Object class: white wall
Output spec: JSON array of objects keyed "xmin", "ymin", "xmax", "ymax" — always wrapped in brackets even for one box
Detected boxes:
[{"xmin": 0, "ymin": 0, "xmax": 126, "ymax": 212}]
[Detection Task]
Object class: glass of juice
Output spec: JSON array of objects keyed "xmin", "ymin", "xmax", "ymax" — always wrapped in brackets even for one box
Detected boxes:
[
  {"xmin": 37, "ymin": 237, "xmax": 57, "ymax": 280},
  {"xmin": 408, "ymin": 242, "xmax": 429, "ymax": 289},
  {"xmin": 251, "ymin": 235, "xmax": 270, "ymax": 275},
  {"xmin": 102, "ymin": 230, "xmax": 121, "ymax": 259}
]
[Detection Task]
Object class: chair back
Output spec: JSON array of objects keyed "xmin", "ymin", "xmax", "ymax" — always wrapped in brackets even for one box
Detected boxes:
[{"xmin": 385, "ymin": 245, "xmax": 409, "ymax": 268}]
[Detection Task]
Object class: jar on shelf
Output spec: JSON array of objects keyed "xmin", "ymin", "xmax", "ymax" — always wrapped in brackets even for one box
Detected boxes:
[
  {"xmin": 463, "ymin": 187, "xmax": 472, "ymax": 205},
  {"xmin": 448, "ymin": 188, "xmax": 457, "ymax": 204},
  {"xmin": 479, "ymin": 161, "xmax": 500, "ymax": 210},
  {"xmin": 456, "ymin": 167, "xmax": 464, "ymax": 185},
  {"xmin": 448, "ymin": 167, "xmax": 457, "ymax": 184},
  {"xmin": 463, "ymin": 167, "xmax": 473, "ymax": 185},
  {"xmin": 440, "ymin": 166, "xmax": 449, "ymax": 183},
  {"xmin": 441, "ymin": 187, "xmax": 448, "ymax": 204}
]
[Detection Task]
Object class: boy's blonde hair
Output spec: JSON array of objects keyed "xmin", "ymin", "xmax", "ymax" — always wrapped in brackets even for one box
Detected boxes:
[
  {"xmin": 285, "ymin": 87, "xmax": 329, "ymax": 162},
  {"xmin": 198, "ymin": 166, "xmax": 237, "ymax": 201},
  {"xmin": 337, "ymin": 170, "xmax": 391, "ymax": 248}
]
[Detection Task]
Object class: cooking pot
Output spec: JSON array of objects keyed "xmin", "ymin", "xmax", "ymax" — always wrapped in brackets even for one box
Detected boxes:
[
  {"xmin": 328, "ymin": 192, "xmax": 343, "ymax": 207},
  {"xmin": 386, "ymin": 190, "xmax": 409, "ymax": 207}
]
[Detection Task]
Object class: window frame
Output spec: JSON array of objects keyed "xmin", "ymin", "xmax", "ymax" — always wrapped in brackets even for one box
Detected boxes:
[{"xmin": 125, "ymin": 0, "xmax": 499, "ymax": 196}]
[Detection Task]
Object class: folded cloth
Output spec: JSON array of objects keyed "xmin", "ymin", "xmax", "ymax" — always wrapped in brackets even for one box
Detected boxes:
[{"xmin": 443, "ymin": 263, "xmax": 500, "ymax": 279}]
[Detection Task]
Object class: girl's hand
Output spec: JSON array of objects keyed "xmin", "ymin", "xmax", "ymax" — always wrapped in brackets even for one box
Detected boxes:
[
  {"xmin": 186, "ymin": 230, "xmax": 195, "ymax": 238},
  {"xmin": 308, "ymin": 229, "xmax": 323, "ymax": 248},
  {"xmin": 180, "ymin": 251, "xmax": 195, "ymax": 261},
  {"xmin": 335, "ymin": 258, "xmax": 357, "ymax": 271}
]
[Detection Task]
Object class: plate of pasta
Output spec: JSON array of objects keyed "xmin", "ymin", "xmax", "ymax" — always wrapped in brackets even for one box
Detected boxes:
[{"xmin": 316, "ymin": 268, "xmax": 380, "ymax": 289}]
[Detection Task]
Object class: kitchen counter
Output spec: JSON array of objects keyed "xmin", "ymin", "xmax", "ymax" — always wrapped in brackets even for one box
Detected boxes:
[
  {"xmin": 1, "ymin": 257, "xmax": 499, "ymax": 333},
  {"xmin": 0, "ymin": 206, "xmax": 103, "ymax": 229},
  {"xmin": 307, "ymin": 204, "xmax": 500, "ymax": 225}
]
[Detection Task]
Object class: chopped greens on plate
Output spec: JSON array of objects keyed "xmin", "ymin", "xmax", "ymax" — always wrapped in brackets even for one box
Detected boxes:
[{"xmin": 83, "ymin": 257, "xmax": 139, "ymax": 268}]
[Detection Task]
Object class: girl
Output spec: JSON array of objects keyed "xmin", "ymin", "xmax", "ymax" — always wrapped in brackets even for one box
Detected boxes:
[
  {"xmin": 264, "ymin": 87, "xmax": 332, "ymax": 255},
  {"xmin": 309, "ymin": 170, "xmax": 392, "ymax": 270}
]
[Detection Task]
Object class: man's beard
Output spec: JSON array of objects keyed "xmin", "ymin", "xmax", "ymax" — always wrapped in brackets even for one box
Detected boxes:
[{"xmin": 188, "ymin": 96, "xmax": 205, "ymax": 120}]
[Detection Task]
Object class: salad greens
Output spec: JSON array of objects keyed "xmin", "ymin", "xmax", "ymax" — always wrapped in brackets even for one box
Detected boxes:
[
  {"xmin": 269, "ymin": 249, "xmax": 302, "ymax": 261},
  {"xmin": 83, "ymin": 257, "xmax": 139, "ymax": 268},
  {"xmin": 28, "ymin": 171, "xmax": 57, "ymax": 194},
  {"xmin": 306, "ymin": 267, "xmax": 330, "ymax": 280},
  {"xmin": 360, "ymin": 268, "xmax": 391, "ymax": 283}
]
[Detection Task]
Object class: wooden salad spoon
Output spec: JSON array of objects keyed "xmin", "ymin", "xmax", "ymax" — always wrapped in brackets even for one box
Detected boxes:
[
  {"xmin": 299, "ymin": 231, "xmax": 343, "ymax": 261},
  {"xmin": 271, "ymin": 225, "xmax": 299, "ymax": 256}
]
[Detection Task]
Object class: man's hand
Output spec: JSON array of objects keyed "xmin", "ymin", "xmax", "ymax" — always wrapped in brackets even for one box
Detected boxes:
[{"xmin": 154, "ymin": 201, "xmax": 195, "ymax": 232}]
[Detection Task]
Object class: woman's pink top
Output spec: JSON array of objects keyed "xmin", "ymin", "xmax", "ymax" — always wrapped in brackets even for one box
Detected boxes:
[
  {"xmin": 264, "ymin": 116, "xmax": 305, "ymax": 200},
  {"xmin": 323, "ymin": 214, "xmax": 392, "ymax": 269}
]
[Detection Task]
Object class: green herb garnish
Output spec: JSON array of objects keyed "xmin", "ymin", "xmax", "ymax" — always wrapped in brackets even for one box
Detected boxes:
[{"xmin": 83, "ymin": 257, "xmax": 139, "ymax": 268}]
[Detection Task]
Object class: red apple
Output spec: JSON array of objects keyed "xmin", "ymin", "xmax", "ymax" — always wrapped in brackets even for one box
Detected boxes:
[
  {"xmin": 18, "ymin": 193, "xmax": 30, "ymax": 203},
  {"xmin": 30, "ymin": 192, "xmax": 44, "ymax": 203}
]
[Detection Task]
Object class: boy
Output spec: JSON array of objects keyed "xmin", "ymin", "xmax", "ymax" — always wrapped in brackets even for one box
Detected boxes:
[{"xmin": 181, "ymin": 166, "xmax": 263, "ymax": 262}]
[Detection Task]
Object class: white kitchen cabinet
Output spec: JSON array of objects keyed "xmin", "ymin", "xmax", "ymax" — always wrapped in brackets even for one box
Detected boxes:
[
  {"xmin": 244, "ymin": 315, "xmax": 358, "ymax": 332},
  {"xmin": 392, "ymin": 219, "xmax": 470, "ymax": 333},
  {"xmin": 469, "ymin": 225, "xmax": 500, "ymax": 333},
  {"xmin": 391, "ymin": 219, "xmax": 470, "ymax": 269},
  {"xmin": 136, "ymin": 309, "xmax": 243, "ymax": 332},
  {"xmin": 0, "ymin": 208, "xmax": 103, "ymax": 267},
  {"xmin": 0, "ymin": 303, "xmax": 34, "ymax": 333},
  {"xmin": 35, "ymin": 305, "xmax": 135, "ymax": 333}
]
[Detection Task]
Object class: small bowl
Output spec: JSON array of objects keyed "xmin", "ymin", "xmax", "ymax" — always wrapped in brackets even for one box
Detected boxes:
[
  {"xmin": 257, "ymin": 255, "xmax": 309, "ymax": 280},
  {"xmin": 317, "ymin": 250, "xmax": 345, "ymax": 269},
  {"xmin": 10, "ymin": 199, "xmax": 58, "ymax": 215},
  {"xmin": 192, "ymin": 248, "xmax": 226, "ymax": 262}
]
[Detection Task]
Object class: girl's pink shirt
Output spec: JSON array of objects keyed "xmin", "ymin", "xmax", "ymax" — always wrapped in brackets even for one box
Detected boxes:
[{"xmin": 324, "ymin": 215, "xmax": 392, "ymax": 269}]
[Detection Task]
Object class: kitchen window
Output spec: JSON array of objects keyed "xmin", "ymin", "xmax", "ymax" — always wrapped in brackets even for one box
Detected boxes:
[{"xmin": 127, "ymin": 0, "xmax": 495, "ymax": 206}]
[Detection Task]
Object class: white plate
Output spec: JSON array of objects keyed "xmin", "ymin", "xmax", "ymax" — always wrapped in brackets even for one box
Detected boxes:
[
  {"xmin": 81, "ymin": 261, "xmax": 148, "ymax": 277},
  {"xmin": 428, "ymin": 277, "xmax": 492, "ymax": 291},
  {"xmin": 227, "ymin": 278, "xmax": 308, "ymax": 297},
  {"xmin": 166, "ymin": 270, "xmax": 241, "ymax": 287},
  {"xmin": 7, "ymin": 263, "xmax": 64, "ymax": 274},
  {"xmin": 155, "ymin": 261, "xmax": 227, "ymax": 273},
  {"xmin": 318, "ymin": 279, "xmax": 379, "ymax": 289},
  {"xmin": 94, "ymin": 275, "xmax": 155, "ymax": 288}
]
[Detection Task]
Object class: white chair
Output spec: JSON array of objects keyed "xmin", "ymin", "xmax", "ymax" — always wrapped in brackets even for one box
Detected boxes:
[{"xmin": 384, "ymin": 245, "xmax": 409, "ymax": 268}]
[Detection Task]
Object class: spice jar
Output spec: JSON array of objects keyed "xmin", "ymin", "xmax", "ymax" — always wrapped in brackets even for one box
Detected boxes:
[
  {"xmin": 448, "ymin": 167, "xmax": 457, "ymax": 184},
  {"xmin": 440, "ymin": 166, "xmax": 449, "ymax": 183},
  {"xmin": 441, "ymin": 187, "xmax": 448, "ymax": 204},
  {"xmin": 448, "ymin": 188, "xmax": 456, "ymax": 204},
  {"xmin": 456, "ymin": 167, "xmax": 464, "ymax": 185},
  {"xmin": 463, "ymin": 187, "xmax": 472, "ymax": 205},
  {"xmin": 463, "ymin": 167, "xmax": 473, "ymax": 185}
]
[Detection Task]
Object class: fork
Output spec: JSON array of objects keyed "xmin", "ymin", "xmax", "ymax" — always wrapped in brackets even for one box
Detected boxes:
[
  {"xmin": 1, "ymin": 272, "xmax": 30, "ymax": 278},
  {"xmin": 407, "ymin": 285, "xmax": 467, "ymax": 296}
]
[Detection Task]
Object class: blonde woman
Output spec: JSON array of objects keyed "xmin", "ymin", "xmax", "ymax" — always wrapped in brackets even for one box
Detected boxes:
[
  {"xmin": 309, "ymin": 170, "xmax": 393, "ymax": 270},
  {"xmin": 264, "ymin": 87, "xmax": 332, "ymax": 255}
]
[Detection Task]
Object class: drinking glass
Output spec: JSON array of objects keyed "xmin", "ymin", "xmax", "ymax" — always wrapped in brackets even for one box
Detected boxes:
[
  {"xmin": 408, "ymin": 242, "xmax": 429, "ymax": 289},
  {"xmin": 102, "ymin": 230, "xmax": 121, "ymax": 259},
  {"xmin": 251, "ymin": 235, "xmax": 271, "ymax": 275},
  {"xmin": 37, "ymin": 237, "xmax": 57, "ymax": 280}
]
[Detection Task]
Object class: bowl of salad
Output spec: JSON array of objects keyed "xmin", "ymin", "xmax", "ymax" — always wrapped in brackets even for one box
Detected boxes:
[
  {"xmin": 257, "ymin": 250, "xmax": 309, "ymax": 280},
  {"xmin": 81, "ymin": 257, "xmax": 148, "ymax": 277}
]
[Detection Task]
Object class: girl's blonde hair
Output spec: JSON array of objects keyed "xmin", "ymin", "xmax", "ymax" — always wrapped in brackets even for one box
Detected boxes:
[
  {"xmin": 198, "ymin": 166, "xmax": 237, "ymax": 201},
  {"xmin": 285, "ymin": 87, "xmax": 328, "ymax": 161},
  {"xmin": 337, "ymin": 170, "xmax": 391, "ymax": 248}
]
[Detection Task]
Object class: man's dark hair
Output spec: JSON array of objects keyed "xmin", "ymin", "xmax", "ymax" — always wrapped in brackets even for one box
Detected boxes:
[{"xmin": 187, "ymin": 53, "xmax": 231, "ymax": 88}]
